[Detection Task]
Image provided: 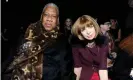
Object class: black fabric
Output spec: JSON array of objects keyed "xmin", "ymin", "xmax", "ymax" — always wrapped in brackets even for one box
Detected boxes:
[
  {"xmin": 42, "ymin": 34, "xmax": 74, "ymax": 80},
  {"xmin": 109, "ymin": 26, "xmax": 120, "ymax": 40},
  {"xmin": 111, "ymin": 48, "xmax": 133, "ymax": 80},
  {"xmin": 71, "ymin": 34, "xmax": 108, "ymax": 48}
]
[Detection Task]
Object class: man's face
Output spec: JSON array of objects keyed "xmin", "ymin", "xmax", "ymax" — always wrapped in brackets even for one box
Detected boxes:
[
  {"xmin": 103, "ymin": 25, "xmax": 110, "ymax": 31},
  {"xmin": 42, "ymin": 6, "xmax": 58, "ymax": 31}
]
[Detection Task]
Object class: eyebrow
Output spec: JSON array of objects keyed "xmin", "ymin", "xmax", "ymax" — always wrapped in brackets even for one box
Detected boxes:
[
  {"xmin": 44, "ymin": 12, "xmax": 56, "ymax": 15},
  {"xmin": 66, "ymin": 20, "xmax": 71, "ymax": 22}
]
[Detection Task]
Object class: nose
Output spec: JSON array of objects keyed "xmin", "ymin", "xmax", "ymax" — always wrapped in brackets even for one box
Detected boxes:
[
  {"xmin": 46, "ymin": 16, "xmax": 52, "ymax": 22},
  {"xmin": 86, "ymin": 28, "xmax": 91, "ymax": 35},
  {"xmin": 87, "ymin": 32, "xmax": 91, "ymax": 35}
]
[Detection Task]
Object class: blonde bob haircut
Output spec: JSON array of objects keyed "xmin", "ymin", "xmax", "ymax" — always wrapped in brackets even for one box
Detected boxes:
[{"xmin": 71, "ymin": 15, "xmax": 101, "ymax": 40}]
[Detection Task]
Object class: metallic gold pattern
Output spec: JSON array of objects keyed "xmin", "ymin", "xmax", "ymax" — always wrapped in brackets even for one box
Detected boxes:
[
  {"xmin": 26, "ymin": 29, "xmax": 34, "ymax": 40},
  {"xmin": 22, "ymin": 65, "xmax": 30, "ymax": 75},
  {"xmin": 8, "ymin": 21, "xmax": 59, "ymax": 80}
]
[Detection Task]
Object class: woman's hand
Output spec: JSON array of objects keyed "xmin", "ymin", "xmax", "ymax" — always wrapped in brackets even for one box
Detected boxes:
[
  {"xmin": 99, "ymin": 70, "xmax": 108, "ymax": 80},
  {"xmin": 74, "ymin": 67, "xmax": 82, "ymax": 80}
]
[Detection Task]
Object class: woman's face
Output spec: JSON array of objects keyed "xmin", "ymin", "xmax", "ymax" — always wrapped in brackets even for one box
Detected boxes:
[
  {"xmin": 81, "ymin": 27, "xmax": 96, "ymax": 40},
  {"xmin": 65, "ymin": 19, "xmax": 72, "ymax": 26},
  {"xmin": 110, "ymin": 19, "xmax": 116, "ymax": 26}
]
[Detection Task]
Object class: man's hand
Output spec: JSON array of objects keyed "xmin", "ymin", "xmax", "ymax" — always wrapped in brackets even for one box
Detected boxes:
[{"xmin": 130, "ymin": 68, "xmax": 133, "ymax": 78}]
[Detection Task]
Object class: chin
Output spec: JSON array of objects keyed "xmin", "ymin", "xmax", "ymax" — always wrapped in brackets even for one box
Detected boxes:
[
  {"xmin": 87, "ymin": 38, "xmax": 94, "ymax": 40},
  {"xmin": 45, "ymin": 28, "xmax": 52, "ymax": 31}
]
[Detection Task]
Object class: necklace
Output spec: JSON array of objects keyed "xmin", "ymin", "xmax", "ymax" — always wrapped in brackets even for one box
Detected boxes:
[{"xmin": 86, "ymin": 42, "xmax": 96, "ymax": 48}]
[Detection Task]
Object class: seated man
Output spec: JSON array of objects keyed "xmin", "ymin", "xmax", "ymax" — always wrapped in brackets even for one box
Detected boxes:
[{"xmin": 3, "ymin": 3, "xmax": 74, "ymax": 80}]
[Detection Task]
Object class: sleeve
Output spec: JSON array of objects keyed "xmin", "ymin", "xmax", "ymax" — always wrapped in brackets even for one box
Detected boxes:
[
  {"xmin": 99, "ymin": 46, "xmax": 109, "ymax": 70},
  {"xmin": 72, "ymin": 48, "xmax": 82, "ymax": 67},
  {"xmin": 6, "ymin": 24, "xmax": 35, "ymax": 71},
  {"xmin": 24, "ymin": 23, "xmax": 36, "ymax": 40}
]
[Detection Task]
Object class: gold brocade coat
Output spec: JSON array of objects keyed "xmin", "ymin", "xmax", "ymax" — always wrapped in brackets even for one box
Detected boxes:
[{"xmin": 7, "ymin": 21, "xmax": 60, "ymax": 80}]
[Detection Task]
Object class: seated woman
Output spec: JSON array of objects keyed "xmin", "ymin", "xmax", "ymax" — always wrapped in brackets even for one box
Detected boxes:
[{"xmin": 71, "ymin": 15, "xmax": 109, "ymax": 80}]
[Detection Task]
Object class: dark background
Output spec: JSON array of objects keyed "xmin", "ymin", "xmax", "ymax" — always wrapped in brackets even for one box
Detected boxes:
[
  {"xmin": 2, "ymin": 0, "xmax": 129, "ymax": 31},
  {"xmin": 2, "ymin": 0, "xmax": 131, "ymax": 63}
]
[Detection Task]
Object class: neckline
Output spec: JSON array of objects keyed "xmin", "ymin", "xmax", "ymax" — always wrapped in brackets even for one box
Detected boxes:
[{"xmin": 86, "ymin": 42, "xmax": 96, "ymax": 48}]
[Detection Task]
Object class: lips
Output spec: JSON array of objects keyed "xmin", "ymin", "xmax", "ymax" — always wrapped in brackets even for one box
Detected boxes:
[
  {"xmin": 45, "ymin": 23, "xmax": 52, "ymax": 27},
  {"xmin": 88, "ymin": 36, "xmax": 92, "ymax": 38},
  {"xmin": 88, "ymin": 34, "xmax": 95, "ymax": 39},
  {"xmin": 45, "ymin": 23, "xmax": 52, "ymax": 28}
]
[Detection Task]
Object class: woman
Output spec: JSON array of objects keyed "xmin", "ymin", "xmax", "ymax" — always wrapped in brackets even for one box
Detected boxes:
[
  {"xmin": 64, "ymin": 18, "xmax": 73, "ymax": 38},
  {"xmin": 109, "ymin": 19, "xmax": 121, "ymax": 44},
  {"xmin": 71, "ymin": 15, "xmax": 109, "ymax": 80}
]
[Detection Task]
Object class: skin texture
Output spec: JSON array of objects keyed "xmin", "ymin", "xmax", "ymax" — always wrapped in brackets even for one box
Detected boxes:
[
  {"xmin": 42, "ymin": 6, "xmax": 58, "ymax": 31},
  {"xmin": 81, "ymin": 27, "xmax": 96, "ymax": 40}
]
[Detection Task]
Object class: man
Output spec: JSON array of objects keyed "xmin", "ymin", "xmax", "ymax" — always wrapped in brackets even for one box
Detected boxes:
[{"xmin": 4, "ymin": 3, "xmax": 73, "ymax": 80}]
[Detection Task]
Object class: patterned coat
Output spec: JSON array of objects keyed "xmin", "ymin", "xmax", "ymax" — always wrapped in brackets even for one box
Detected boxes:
[{"xmin": 6, "ymin": 21, "xmax": 73, "ymax": 80}]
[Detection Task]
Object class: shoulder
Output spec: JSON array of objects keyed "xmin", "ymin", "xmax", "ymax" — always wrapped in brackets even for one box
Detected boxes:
[
  {"xmin": 96, "ymin": 35, "xmax": 109, "ymax": 52},
  {"xmin": 55, "ymin": 33, "xmax": 70, "ymax": 48},
  {"xmin": 24, "ymin": 21, "xmax": 41, "ymax": 40},
  {"xmin": 53, "ymin": 33, "xmax": 73, "ymax": 56},
  {"xmin": 100, "ymin": 44, "xmax": 108, "ymax": 51},
  {"xmin": 70, "ymin": 35, "xmax": 85, "ymax": 48},
  {"xmin": 95, "ymin": 35, "xmax": 108, "ymax": 46},
  {"xmin": 26, "ymin": 21, "xmax": 42, "ymax": 32},
  {"xmin": 116, "ymin": 25, "xmax": 121, "ymax": 30},
  {"xmin": 98, "ymin": 44, "xmax": 109, "ymax": 56}
]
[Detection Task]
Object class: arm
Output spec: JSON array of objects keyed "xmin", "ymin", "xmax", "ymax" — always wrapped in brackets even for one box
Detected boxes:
[
  {"xmin": 64, "ymin": 27, "xmax": 67, "ymax": 36},
  {"xmin": 99, "ymin": 46, "xmax": 109, "ymax": 80},
  {"xmin": 74, "ymin": 67, "xmax": 82, "ymax": 80},
  {"xmin": 99, "ymin": 70, "xmax": 108, "ymax": 80},
  {"xmin": 72, "ymin": 47, "xmax": 82, "ymax": 80},
  {"xmin": 115, "ymin": 29, "xmax": 121, "ymax": 42},
  {"xmin": 130, "ymin": 68, "xmax": 133, "ymax": 78}
]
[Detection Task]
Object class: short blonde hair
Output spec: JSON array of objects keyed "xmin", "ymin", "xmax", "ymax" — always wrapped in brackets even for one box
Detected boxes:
[{"xmin": 71, "ymin": 15, "xmax": 101, "ymax": 40}]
